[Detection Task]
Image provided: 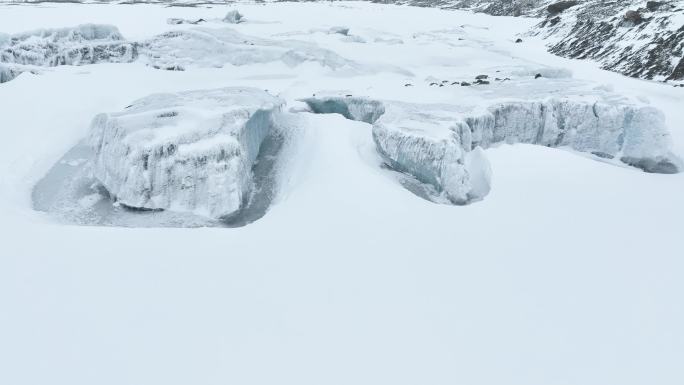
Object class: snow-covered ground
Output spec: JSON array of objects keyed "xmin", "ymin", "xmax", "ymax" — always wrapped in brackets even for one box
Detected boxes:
[{"xmin": 1, "ymin": 2, "xmax": 683, "ymax": 384}]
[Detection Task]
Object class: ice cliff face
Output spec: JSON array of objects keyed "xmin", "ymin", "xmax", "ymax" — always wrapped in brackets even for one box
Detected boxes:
[
  {"xmin": 142, "ymin": 27, "xmax": 358, "ymax": 71},
  {"xmin": 303, "ymin": 95, "xmax": 681, "ymax": 204},
  {"xmin": 378, "ymin": 0, "xmax": 684, "ymax": 82},
  {"xmin": 88, "ymin": 87, "xmax": 284, "ymax": 219},
  {"xmin": 0, "ymin": 24, "xmax": 138, "ymax": 68}
]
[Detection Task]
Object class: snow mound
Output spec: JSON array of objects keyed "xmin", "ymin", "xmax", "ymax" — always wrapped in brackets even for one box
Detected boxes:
[
  {"xmin": 303, "ymin": 94, "xmax": 681, "ymax": 204},
  {"xmin": 88, "ymin": 87, "xmax": 284, "ymax": 219},
  {"xmin": 142, "ymin": 27, "xmax": 358, "ymax": 71},
  {"xmin": 0, "ymin": 24, "xmax": 138, "ymax": 67}
]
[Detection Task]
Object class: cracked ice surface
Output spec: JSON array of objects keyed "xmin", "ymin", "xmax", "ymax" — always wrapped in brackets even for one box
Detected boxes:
[
  {"xmin": 304, "ymin": 92, "xmax": 681, "ymax": 204},
  {"xmin": 89, "ymin": 87, "xmax": 284, "ymax": 219},
  {"xmin": 0, "ymin": 24, "xmax": 137, "ymax": 67}
]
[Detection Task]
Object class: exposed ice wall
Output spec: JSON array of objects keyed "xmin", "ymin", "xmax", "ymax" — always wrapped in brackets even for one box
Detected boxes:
[
  {"xmin": 0, "ymin": 63, "xmax": 20, "ymax": 83},
  {"xmin": 88, "ymin": 87, "xmax": 284, "ymax": 219},
  {"xmin": 142, "ymin": 27, "xmax": 358, "ymax": 71},
  {"xmin": 0, "ymin": 24, "xmax": 138, "ymax": 67},
  {"xmin": 303, "ymin": 95, "xmax": 681, "ymax": 204},
  {"xmin": 301, "ymin": 96, "xmax": 385, "ymax": 124}
]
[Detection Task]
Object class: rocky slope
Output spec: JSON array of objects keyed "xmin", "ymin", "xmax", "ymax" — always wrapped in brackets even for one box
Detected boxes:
[{"xmin": 377, "ymin": 0, "xmax": 684, "ymax": 82}]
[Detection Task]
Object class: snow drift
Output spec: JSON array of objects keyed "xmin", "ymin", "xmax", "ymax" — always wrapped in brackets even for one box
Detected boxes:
[
  {"xmin": 88, "ymin": 87, "xmax": 284, "ymax": 219},
  {"xmin": 303, "ymin": 95, "xmax": 681, "ymax": 204}
]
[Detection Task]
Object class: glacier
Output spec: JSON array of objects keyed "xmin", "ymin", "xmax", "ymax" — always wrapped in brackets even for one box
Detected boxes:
[
  {"xmin": 88, "ymin": 87, "xmax": 284, "ymax": 220},
  {"xmin": 0, "ymin": 24, "xmax": 137, "ymax": 67},
  {"xmin": 303, "ymin": 94, "xmax": 681, "ymax": 204}
]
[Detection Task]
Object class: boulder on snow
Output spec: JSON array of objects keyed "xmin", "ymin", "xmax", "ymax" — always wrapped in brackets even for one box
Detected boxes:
[
  {"xmin": 88, "ymin": 87, "xmax": 284, "ymax": 219},
  {"xmin": 623, "ymin": 10, "xmax": 644, "ymax": 24}
]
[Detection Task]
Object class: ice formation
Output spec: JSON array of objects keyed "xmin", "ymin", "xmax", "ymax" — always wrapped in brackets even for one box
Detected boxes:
[
  {"xmin": 142, "ymin": 27, "xmax": 358, "ymax": 71},
  {"xmin": 0, "ymin": 24, "xmax": 138, "ymax": 67},
  {"xmin": 88, "ymin": 87, "xmax": 284, "ymax": 219},
  {"xmin": 0, "ymin": 63, "xmax": 21, "ymax": 83},
  {"xmin": 223, "ymin": 10, "xmax": 244, "ymax": 24},
  {"xmin": 303, "ymin": 95, "xmax": 681, "ymax": 204}
]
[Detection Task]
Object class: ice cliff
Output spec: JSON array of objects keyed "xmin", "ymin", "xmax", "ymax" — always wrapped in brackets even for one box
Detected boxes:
[
  {"xmin": 88, "ymin": 87, "xmax": 284, "ymax": 219},
  {"xmin": 303, "ymin": 94, "xmax": 681, "ymax": 204}
]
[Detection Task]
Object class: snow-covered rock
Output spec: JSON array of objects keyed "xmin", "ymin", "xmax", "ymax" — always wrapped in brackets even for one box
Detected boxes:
[
  {"xmin": 0, "ymin": 24, "xmax": 138, "ymax": 67},
  {"xmin": 142, "ymin": 27, "xmax": 358, "ymax": 71},
  {"xmin": 88, "ymin": 87, "xmax": 284, "ymax": 219},
  {"xmin": 303, "ymin": 94, "xmax": 681, "ymax": 204},
  {"xmin": 223, "ymin": 10, "xmax": 244, "ymax": 24}
]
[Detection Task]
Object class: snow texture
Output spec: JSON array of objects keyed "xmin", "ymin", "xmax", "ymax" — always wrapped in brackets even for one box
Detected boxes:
[
  {"xmin": 304, "ymin": 94, "xmax": 681, "ymax": 204},
  {"xmin": 0, "ymin": 24, "xmax": 138, "ymax": 67},
  {"xmin": 88, "ymin": 87, "xmax": 284, "ymax": 219},
  {"xmin": 142, "ymin": 27, "xmax": 359, "ymax": 71}
]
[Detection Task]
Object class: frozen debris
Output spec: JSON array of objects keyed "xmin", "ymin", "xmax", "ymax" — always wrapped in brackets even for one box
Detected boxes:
[
  {"xmin": 88, "ymin": 87, "xmax": 284, "ymax": 219},
  {"xmin": 302, "ymin": 94, "xmax": 681, "ymax": 204},
  {"xmin": 328, "ymin": 26, "xmax": 350, "ymax": 36},
  {"xmin": 141, "ymin": 27, "xmax": 359, "ymax": 71},
  {"xmin": 166, "ymin": 17, "xmax": 205, "ymax": 25},
  {"xmin": 223, "ymin": 10, "xmax": 244, "ymax": 24},
  {"xmin": 0, "ymin": 24, "xmax": 137, "ymax": 67}
]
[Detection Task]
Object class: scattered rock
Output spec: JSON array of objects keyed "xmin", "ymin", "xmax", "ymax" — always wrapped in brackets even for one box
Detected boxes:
[
  {"xmin": 475, "ymin": 79, "xmax": 490, "ymax": 85},
  {"xmin": 646, "ymin": 1, "xmax": 666, "ymax": 11},
  {"xmin": 429, "ymin": 82, "xmax": 439, "ymax": 86},
  {"xmin": 535, "ymin": 73, "xmax": 543, "ymax": 79},
  {"xmin": 475, "ymin": 74, "xmax": 489, "ymax": 80},
  {"xmin": 404, "ymin": 83, "xmax": 413, "ymax": 87},
  {"xmin": 515, "ymin": 38, "xmax": 523, "ymax": 43},
  {"xmin": 460, "ymin": 82, "xmax": 471, "ymax": 86}
]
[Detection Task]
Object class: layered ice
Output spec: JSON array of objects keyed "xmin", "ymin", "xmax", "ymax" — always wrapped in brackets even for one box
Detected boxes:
[
  {"xmin": 88, "ymin": 87, "xmax": 284, "ymax": 219},
  {"xmin": 0, "ymin": 24, "xmax": 138, "ymax": 67},
  {"xmin": 142, "ymin": 27, "xmax": 358, "ymax": 71},
  {"xmin": 303, "ymin": 95, "xmax": 681, "ymax": 204}
]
